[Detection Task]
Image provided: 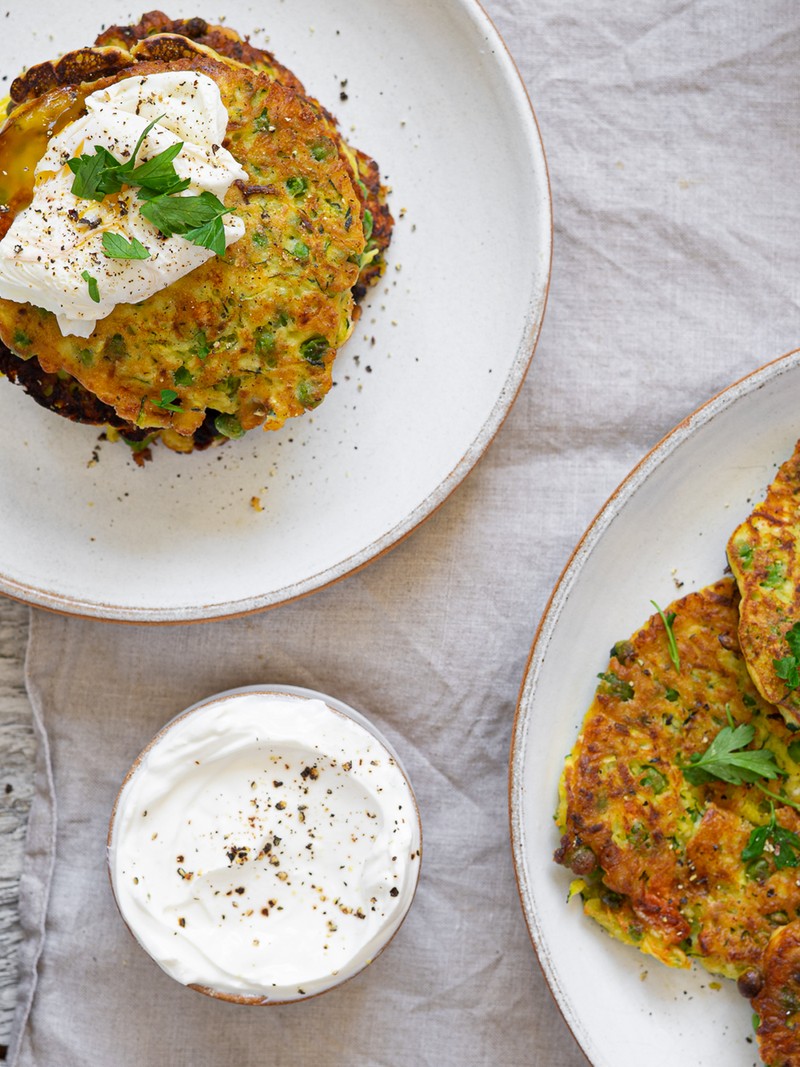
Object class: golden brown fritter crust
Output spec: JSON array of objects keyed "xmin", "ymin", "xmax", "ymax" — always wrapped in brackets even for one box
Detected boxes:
[
  {"xmin": 93, "ymin": 11, "xmax": 306, "ymax": 95},
  {"xmin": 6, "ymin": 13, "xmax": 392, "ymax": 298},
  {"xmin": 728, "ymin": 440, "xmax": 800, "ymax": 724},
  {"xmin": 555, "ymin": 579, "xmax": 800, "ymax": 1063},
  {"xmin": 558, "ymin": 584, "xmax": 800, "ymax": 1067},
  {"xmin": 9, "ymin": 46, "xmax": 134, "ymax": 105},
  {"xmin": 10, "ymin": 12, "xmax": 303, "ymax": 107},
  {"xmin": 0, "ymin": 342, "xmax": 125, "ymax": 426},
  {"xmin": 91, "ymin": 13, "xmax": 393, "ymax": 295},
  {"xmin": 752, "ymin": 921, "xmax": 800, "ymax": 1067}
]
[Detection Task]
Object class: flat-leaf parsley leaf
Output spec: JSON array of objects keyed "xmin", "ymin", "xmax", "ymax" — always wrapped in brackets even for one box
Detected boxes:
[
  {"xmin": 774, "ymin": 621, "xmax": 800, "ymax": 692},
  {"xmin": 153, "ymin": 389, "xmax": 183, "ymax": 413},
  {"xmin": 139, "ymin": 191, "xmax": 231, "ymax": 257},
  {"xmin": 683, "ymin": 712, "xmax": 781, "ymax": 786},
  {"xmin": 742, "ymin": 803, "xmax": 800, "ymax": 869},
  {"xmin": 68, "ymin": 115, "xmax": 169, "ymax": 200}
]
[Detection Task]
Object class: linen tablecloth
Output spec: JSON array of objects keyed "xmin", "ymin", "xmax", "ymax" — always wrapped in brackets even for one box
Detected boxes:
[{"xmin": 8, "ymin": 0, "xmax": 800, "ymax": 1063}]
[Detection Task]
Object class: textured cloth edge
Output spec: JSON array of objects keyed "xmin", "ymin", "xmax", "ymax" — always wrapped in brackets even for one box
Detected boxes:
[{"xmin": 7, "ymin": 611, "xmax": 58, "ymax": 1067}]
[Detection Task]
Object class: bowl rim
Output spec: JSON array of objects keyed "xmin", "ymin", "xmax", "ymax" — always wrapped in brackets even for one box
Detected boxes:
[
  {"xmin": 107, "ymin": 683, "xmax": 423, "ymax": 1005},
  {"xmin": 507, "ymin": 346, "xmax": 800, "ymax": 1062},
  {"xmin": 0, "ymin": 0, "xmax": 553, "ymax": 625}
]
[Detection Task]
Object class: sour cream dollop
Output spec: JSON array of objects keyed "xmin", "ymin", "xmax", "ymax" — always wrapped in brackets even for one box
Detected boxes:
[
  {"xmin": 108, "ymin": 688, "xmax": 422, "ymax": 1002},
  {"xmin": 0, "ymin": 71, "xmax": 247, "ymax": 338}
]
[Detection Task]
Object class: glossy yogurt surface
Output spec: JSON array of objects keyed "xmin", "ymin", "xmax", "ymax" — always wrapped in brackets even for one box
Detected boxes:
[{"xmin": 108, "ymin": 689, "xmax": 421, "ymax": 1002}]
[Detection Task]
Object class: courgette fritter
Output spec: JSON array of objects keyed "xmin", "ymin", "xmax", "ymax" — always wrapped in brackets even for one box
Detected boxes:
[
  {"xmin": 555, "ymin": 580, "xmax": 800, "ymax": 1065},
  {"xmin": 752, "ymin": 920, "xmax": 800, "ymax": 1067},
  {"xmin": 0, "ymin": 13, "xmax": 393, "ymax": 456},
  {"xmin": 728, "ymin": 440, "xmax": 800, "ymax": 726}
]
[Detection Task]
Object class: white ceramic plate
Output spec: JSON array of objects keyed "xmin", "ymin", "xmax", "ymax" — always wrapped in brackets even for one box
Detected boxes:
[
  {"xmin": 510, "ymin": 349, "xmax": 800, "ymax": 1067},
  {"xmin": 0, "ymin": 0, "xmax": 550, "ymax": 622}
]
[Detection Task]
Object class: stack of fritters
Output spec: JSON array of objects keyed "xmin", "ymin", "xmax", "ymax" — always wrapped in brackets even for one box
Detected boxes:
[
  {"xmin": 0, "ymin": 12, "xmax": 393, "ymax": 455},
  {"xmin": 556, "ymin": 441, "xmax": 800, "ymax": 1067}
]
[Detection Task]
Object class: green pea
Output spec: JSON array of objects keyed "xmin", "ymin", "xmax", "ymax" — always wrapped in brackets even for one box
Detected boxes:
[
  {"xmin": 310, "ymin": 141, "xmax": 331, "ymax": 161},
  {"xmin": 296, "ymin": 380, "xmax": 321, "ymax": 408},
  {"xmin": 639, "ymin": 765, "xmax": 668, "ymax": 795},
  {"xmin": 299, "ymin": 336, "xmax": 329, "ymax": 366},
  {"xmin": 286, "ymin": 176, "xmax": 308, "ymax": 198},
  {"xmin": 746, "ymin": 858, "xmax": 771, "ymax": 882},
  {"xmin": 214, "ymin": 414, "xmax": 245, "ymax": 439},
  {"xmin": 255, "ymin": 329, "xmax": 276, "ymax": 358},
  {"xmin": 287, "ymin": 238, "xmax": 309, "ymax": 260}
]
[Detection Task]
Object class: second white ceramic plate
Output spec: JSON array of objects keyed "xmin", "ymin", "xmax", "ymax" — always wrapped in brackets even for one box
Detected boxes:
[
  {"xmin": 510, "ymin": 349, "xmax": 800, "ymax": 1067},
  {"xmin": 0, "ymin": 0, "xmax": 551, "ymax": 621}
]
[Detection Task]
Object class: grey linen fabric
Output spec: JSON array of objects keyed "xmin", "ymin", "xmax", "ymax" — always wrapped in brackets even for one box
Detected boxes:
[{"xmin": 9, "ymin": 0, "xmax": 800, "ymax": 1063}]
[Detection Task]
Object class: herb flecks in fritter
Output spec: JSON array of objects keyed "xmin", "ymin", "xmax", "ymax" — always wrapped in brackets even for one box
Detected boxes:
[
  {"xmin": 555, "ymin": 579, "xmax": 800, "ymax": 1064},
  {"xmin": 0, "ymin": 12, "xmax": 394, "ymax": 456},
  {"xmin": 751, "ymin": 920, "xmax": 800, "ymax": 1067},
  {"xmin": 728, "ymin": 439, "xmax": 800, "ymax": 725}
]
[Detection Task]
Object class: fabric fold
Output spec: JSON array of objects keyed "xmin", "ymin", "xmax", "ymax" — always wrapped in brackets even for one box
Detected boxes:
[{"xmin": 8, "ymin": 612, "xmax": 58, "ymax": 1067}]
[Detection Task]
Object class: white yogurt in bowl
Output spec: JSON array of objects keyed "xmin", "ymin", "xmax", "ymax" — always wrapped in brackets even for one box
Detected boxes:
[{"xmin": 107, "ymin": 686, "xmax": 422, "ymax": 1003}]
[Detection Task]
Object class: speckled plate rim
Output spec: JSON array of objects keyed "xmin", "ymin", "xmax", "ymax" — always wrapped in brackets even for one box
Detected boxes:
[
  {"xmin": 509, "ymin": 346, "xmax": 800, "ymax": 1065},
  {"xmin": 0, "ymin": 0, "xmax": 552, "ymax": 625}
]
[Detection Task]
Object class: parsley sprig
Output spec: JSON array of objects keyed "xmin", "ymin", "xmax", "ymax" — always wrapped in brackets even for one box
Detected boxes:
[
  {"xmin": 67, "ymin": 116, "xmax": 233, "ymax": 257},
  {"xmin": 68, "ymin": 115, "xmax": 189, "ymax": 201},
  {"xmin": 139, "ymin": 191, "xmax": 232, "ymax": 254},
  {"xmin": 651, "ymin": 599, "xmax": 681, "ymax": 672},
  {"xmin": 742, "ymin": 802, "xmax": 800, "ymax": 869},
  {"xmin": 774, "ymin": 621, "xmax": 800, "ymax": 692},
  {"xmin": 682, "ymin": 710, "xmax": 781, "ymax": 786},
  {"xmin": 153, "ymin": 389, "xmax": 183, "ymax": 413},
  {"xmin": 81, "ymin": 270, "xmax": 100, "ymax": 304}
]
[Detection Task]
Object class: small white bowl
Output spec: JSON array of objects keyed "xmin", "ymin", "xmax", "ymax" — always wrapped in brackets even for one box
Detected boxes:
[{"xmin": 108, "ymin": 685, "xmax": 422, "ymax": 1004}]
